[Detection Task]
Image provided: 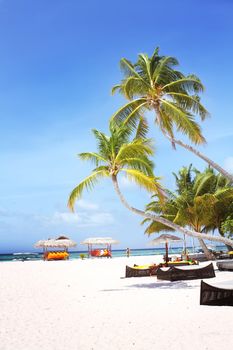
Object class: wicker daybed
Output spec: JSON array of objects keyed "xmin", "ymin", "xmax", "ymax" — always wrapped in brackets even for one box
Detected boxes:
[
  {"xmin": 200, "ymin": 280, "xmax": 233, "ymax": 306},
  {"xmin": 125, "ymin": 264, "xmax": 159, "ymax": 278},
  {"xmin": 156, "ymin": 263, "xmax": 215, "ymax": 281},
  {"xmin": 217, "ymin": 261, "xmax": 233, "ymax": 271},
  {"xmin": 125, "ymin": 260, "xmax": 197, "ymax": 278}
]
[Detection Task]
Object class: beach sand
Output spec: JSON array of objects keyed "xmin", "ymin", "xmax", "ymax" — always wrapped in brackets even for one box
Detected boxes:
[{"xmin": 0, "ymin": 255, "xmax": 233, "ymax": 350}]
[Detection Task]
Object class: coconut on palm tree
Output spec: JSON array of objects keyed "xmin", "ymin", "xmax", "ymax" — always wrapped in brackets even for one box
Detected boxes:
[
  {"xmin": 68, "ymin": 122, "xmax": 233, "ymax": 248},
  {"xmin": 111, "ymin": 48, "xmax": 233, "ymax": 182}
]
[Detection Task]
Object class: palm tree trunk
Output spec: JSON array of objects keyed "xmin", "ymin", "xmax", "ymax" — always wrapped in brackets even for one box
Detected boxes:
[
  {"xmin": 173, "ymin": 138, "xmax": 233, "ymax": 183},
  {"xmin": 111, "ymin": 175, "xmax": 233, "ymax": 248},
  {"xmin": 155, "ymin": 109, "xmax": 233, "ymax": 183},
  {"xmin": 197, "ymin": 238, "xmax": 215, "ymax": 260}
]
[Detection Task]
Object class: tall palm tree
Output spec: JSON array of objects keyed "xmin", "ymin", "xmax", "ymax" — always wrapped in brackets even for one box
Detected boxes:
[
  {"xmin": 143, "ymin": 165, "xmax": 233, "ymax": 259},
  {"xmin": 111, "ymin": 48, "xmax": 233, "ymax": 182},
  {"xmin": 68, "ymin": 123, "xmax": 233, "ymax": 248}
]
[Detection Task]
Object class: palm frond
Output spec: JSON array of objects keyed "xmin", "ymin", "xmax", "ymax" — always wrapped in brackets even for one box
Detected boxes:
[
  {"xmin": 111, "ymin": 99, "xmax": 148, "ymax": 130},
  {"xmin": 115, "ymin": 139, "xmax": 154, "ymax": 163},
  {"xmin": 153, "ymin": 56, "xmax": 179, "ymax": 83},
  {"xmin": 137, "ymin": 53, "xmax": 153, "ymax": 85},
  {"xmin": 120, "ymin": 58, "xmax": 141, "ymax": 78},
  {"xmin": 162, "ymin": 76, "xmax": 204, "ymax": 94},
  {"xmin": 111, "ymin": 84, "xmax": 122, "ymax": 95},
  {"xmin": 122, "ymin": 76, "xmax": 149, "ymax": 99},
  {"xmin": 165, "ymin": 92, "xmax": 209, "ymax": 120},
  {"xmin": 79, "ymin": 152, "xmax": 107, "ymax": 166},
  {"xmin": 68, "ymin": 170, "xmax": 109, "ymax": 211},
  {"xmin": 119, "ymin": 157, "xmax": 154, "ymax": 176},
  {"xmin": 134, "ymin": 116, "xmax": 149, "ymax": 139},
  {"xmin": 121, "ymin": 168, "xmax": 162, "ymax": 195},
  {"xmin": 144, "ymin": 220, "xmax": 173, "ymax": 235},
  {"xmin": 161, "ymin": 100, "xmax": 206, "ymax": 144},
  {"xmin": 91, "ymin": 129, "xmax": 111, "ymax": 159}
]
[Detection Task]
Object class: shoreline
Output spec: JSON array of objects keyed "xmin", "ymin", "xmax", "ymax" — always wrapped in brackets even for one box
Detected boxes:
[{"xmin": 0, "ymin": 256, "xmax": 232, "ymax": 349}]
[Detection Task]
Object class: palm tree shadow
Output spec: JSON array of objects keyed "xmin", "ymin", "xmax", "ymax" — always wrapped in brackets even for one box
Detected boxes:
[
  {"xmin": 101, "ymin": 280, "xmax": 196, "ymax": 292},
  {"xmin": 128, "ymin": 281, "xmax": 195, "ymax": 289}
]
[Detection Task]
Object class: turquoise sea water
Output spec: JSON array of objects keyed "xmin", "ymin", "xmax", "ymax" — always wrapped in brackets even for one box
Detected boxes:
[{"xmin": 0, "ymin": 246, "xmax": 227, "ymax": 262}]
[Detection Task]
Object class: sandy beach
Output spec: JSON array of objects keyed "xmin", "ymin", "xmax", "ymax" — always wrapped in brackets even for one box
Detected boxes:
[{"xmin": 0, "ymin": 255, "xmax": 233, "ymax": 350}]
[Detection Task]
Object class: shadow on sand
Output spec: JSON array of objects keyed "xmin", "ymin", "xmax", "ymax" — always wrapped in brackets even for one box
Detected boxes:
[{"xmin": 101, "ymin": 280, "xmax": 196, "ymax": 292}]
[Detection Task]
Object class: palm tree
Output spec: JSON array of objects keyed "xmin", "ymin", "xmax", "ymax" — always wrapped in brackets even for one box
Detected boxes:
[
  {"xmin": 111, "ymin": 48, "xmax": 233, "ymax": 182},
  {"xmin": 143, "ymin": 166, "xmax": 233, "ymax": 259},
  {"xmin": 196, "ymin": 168, "xmax": 233, "ymax": 249},
  {"xmin": 68, "ymin": 123, "xmax": 233, "ymax": 248}
]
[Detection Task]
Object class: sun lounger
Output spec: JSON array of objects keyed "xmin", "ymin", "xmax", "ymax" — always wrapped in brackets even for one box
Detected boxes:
[
  {"xmin": 125, "ymin": 260, "xmax": 198, "ymax": 278},
  {"xmin": 217, "ymin": 261, "xmax": 233, "ymax": 271},
  {"xmin": 200, "ymin": 280, "xmax": 233, "ymax": 306},
  {"xmin": 157, "ymin": 263, "xmax": 215, "ymax": 281},
  {"xmin": 125, "ymin": 264, "xmax": 159, "ymax": 278}
]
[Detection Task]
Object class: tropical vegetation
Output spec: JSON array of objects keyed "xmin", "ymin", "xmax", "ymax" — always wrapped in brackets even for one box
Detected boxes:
[
  {"xmin": 142, "ymin": 165, "xmax": 233, "ymax": 259},
  {"xmin": 111, "ymin": 48, "xmax": 233, "ymax": 182},
  {"xmin": 68, "ymin": 123, "xmax": 233, "ymax": 249}
]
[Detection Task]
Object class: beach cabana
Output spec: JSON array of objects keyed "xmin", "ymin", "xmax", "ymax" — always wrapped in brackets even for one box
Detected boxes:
[
  {"xmin": 34, "ymin": 236, "xmax": 77, "ymax": 260},
  {"xmin": 80, "ymin": 237, "xmax": 119, "ymax": 258},
  {"xmin": 149, "ymin": 234, "xmax": 183, "ymax": 264}
]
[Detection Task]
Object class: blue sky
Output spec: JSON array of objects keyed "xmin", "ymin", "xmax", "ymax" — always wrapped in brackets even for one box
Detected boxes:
[{"xmin": 0, "ymin": 0, "xmax": 232, "ymax": 252}]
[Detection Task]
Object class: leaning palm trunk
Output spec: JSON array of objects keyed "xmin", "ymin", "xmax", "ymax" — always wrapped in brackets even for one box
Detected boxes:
[
  {"xmin": 155, "ymin": 112, "xmax": 233, "ymax": 183},
  {"xmin": 197, "ymin": 238, "xmax": 215, "ymax": 260},
  {"xmin": 111, "ymin": 175, "xmax": 233, "ymax": 248},
  {"xmin": 172, "ymin": 137, "xmax": 233, "ymax": 183}
]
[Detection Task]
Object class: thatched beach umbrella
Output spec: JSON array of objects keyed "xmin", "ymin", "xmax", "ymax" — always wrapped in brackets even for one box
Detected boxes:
[
  {"xmin": 34, "ymin": 236, "xmax": 77, "ymax": 251},
  {"xmin": 80, "ymin": 237, "xmax": 119, "ymax": 257},
  {"xmin": 81, "ymin": 237, "xmax": 119, "ymax": 245},
  {"xmin": 149, "ymin": 234, "xmax": 183, "ymax": 264}
]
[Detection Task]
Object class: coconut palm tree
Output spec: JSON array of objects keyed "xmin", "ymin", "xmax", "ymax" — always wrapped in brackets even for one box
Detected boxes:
[
  {"xmin": 196, "ymin": 168, "xmax": 233, "ymax": 250},
  {"xmin": 111, "ymin": 48, "xmax": 233, "ymax": 182},
  {"xmin": 142, "ymin": 166, "xmax": 233, "ymax": 259},
  {"xmin": 68, "ymin": 123, "xmax": 233, "ymax": 248}
]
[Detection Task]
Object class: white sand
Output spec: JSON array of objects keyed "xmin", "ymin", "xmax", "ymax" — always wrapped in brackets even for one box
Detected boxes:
[{"xmin": 0, "ymin": 255, "xmax": 233, "ymax": 350}]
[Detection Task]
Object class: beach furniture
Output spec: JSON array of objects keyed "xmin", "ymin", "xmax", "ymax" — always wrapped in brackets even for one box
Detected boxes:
[
  {"xmin": 217, "ymin": 261, "xmax": 233, "ymax": 271},
  {"xmin": 80, "ymin": 237, "xmax": 119, "ymax": 258},
  {"xmin": 157, "ymin": 263, "xmax": 215, "ymax": 281},
  {"xmin": 200, "ymin": 280, "xmax": 233, "ymax": 306},
  {"xmin": 125, "ymin": 264, "xmax": 159, "ymax": 278},
  {"xmin": 125, "ymin": 260, "xmax": 197, "ymax": 278},
  {"xmin": 34, "ymin": 235, "xmax": 77, "ymax": 260},
  {"xmin": 149, "ymin": 234, "xmax": 183, "ymax": 264},
  {"xmin": 90, "ymin": 249, "xmax": 112, "ymax": 258}
]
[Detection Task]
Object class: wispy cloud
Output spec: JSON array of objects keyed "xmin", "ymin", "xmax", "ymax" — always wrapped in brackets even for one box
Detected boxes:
[
  {"xmin": 39, "ymin": 211, "xmax": 114, "ymax": 228},
  {"xmin": 75, "ymin": 199, "xmax": 99, "ymax": 211}
]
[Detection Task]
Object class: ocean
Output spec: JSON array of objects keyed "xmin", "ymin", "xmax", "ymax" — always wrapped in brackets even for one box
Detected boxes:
[{"xmin": 0, "ymin": 245, "xmax": 227, "ymax": 262}]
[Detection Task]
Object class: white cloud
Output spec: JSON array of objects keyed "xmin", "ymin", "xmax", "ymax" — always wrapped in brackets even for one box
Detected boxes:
[
  {"xmin": 75, "ymin": 199, "xmax": 99, "ymax": 211},
  {"xmin": 224, "ymin": 157, "xmax": 233, "ymax": 173},
  {"xmin": 43, "ymin": 211, "xmax": 114, "ymax": 227}
]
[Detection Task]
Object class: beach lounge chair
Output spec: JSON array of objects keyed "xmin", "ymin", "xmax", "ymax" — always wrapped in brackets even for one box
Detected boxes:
[
  {"xmin": 217, "ymin": 261, "xmax": 233, "ymax": 271},
  {"xmin": 125, "ymin": 264, "xmax": 159, "ymax": 278},
  {"xmin": 125, "ymin": 260, "xmax": 198, "ymax": 278},
  {"xmin": 200, "ymin": 280, "xmax": 233, "ymax": 306},
  {"xmin": 157, "ymin": 263, "xmax": 215, "ymax": 281}
]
